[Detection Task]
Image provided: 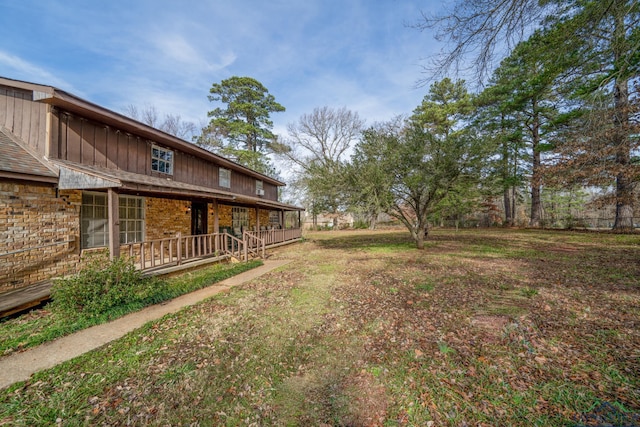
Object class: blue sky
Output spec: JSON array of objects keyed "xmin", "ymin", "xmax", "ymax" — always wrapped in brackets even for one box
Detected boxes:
[{"xmin": 0, "ymin": 0, "xmax": 443, "ymax": 137}]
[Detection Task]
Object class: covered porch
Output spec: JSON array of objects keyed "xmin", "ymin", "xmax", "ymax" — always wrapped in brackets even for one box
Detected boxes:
[{"xmin": 57, "ymin": 160, "xmax": 304, "ymax": 269}]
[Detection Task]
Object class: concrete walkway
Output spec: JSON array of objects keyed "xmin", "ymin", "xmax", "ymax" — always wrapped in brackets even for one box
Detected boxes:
[{"xmin": 0, "ymin": 259, "xmax": 291, "ymax": 389}]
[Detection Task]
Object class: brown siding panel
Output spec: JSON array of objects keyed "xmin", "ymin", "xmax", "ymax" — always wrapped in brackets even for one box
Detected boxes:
[
  {"xmin": 0, "ymin": 87, "xmax": 7, "ymax": 128},
  {"xmin": 48, "ymin": 108, "xmax": 285, "ymax": 203},
  {"xmin": 117, "ymin": 132, "xmax": 129, "ymax": 170},
  {"xmin": 136, "ymin": 137, "xmax": 147, "ymax": 174},
  {"xmin": 49, "ymin": 110, "xmax": 59, "ymax": 159},
  {"xmin": 19, "ymin": 94, "xmax": 31, "ymax": 145},
  {"xmin": 106, "ymin": 127, "xmax": 118, "ymax": 168},
  {"xmin": 66, "ymin": 117, "xmax": 82, "ymax": 163},
  {"xmin": 58, "ymin": 113, "xmax": 68, "ymax": 160},
  {"xmin": 94, "ymin": 125, "xmax": 107, "ymax": 167},
  {"xmin": 81, "ymin": 120, "xmax": 95, "ymax": 165},
  {"xmin": 265, "ymin": 183, "xmax": 278, "ymax": 200},
  {"xmin": 12, "ymin": 92, "xmax": 24, "ymax": 139}
]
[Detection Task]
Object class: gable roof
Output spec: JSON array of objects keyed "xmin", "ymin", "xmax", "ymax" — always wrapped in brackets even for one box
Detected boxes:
[
  {"xmin": 0, "ymin": 126, "xmax": 57, "ymax": 183},
  {"xmin": 0, "ymin": 76, "xmax": 285, "ymax": 187}
]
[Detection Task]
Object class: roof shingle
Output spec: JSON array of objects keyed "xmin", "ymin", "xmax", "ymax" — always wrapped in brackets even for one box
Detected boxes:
[{"xmin": 0, "ymin": 127, "xmax": 57, "ymax": 179}]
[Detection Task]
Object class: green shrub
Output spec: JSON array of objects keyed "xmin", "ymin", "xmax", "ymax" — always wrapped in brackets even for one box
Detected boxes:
[
  {"xmin": 51, "ymin": 254, "xmax": 164, "ymax": 317},
  {"xmin": 353, "ymin": 219, "xmax": 369, "ymax": 229}
]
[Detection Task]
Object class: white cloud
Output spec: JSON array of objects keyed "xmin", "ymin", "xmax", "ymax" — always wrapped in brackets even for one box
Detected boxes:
[{"xmin": 0, "ymin": 50, "xmax": 74, "ymax": 90}]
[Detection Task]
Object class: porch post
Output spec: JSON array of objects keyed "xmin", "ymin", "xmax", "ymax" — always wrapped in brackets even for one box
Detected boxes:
[
  {"xmin": 256, "ymin": 207, "xmax": 260, "ymax": 230},
  {"xmin": 212, "ymin": 199, "xmax": 219, "ymax": 254},
  {"xmin": 212, "ymin": 199, "xmax": 219, "ymax": 233},
  {"xmin": 107, "ymin": 188, "xmax": 120, "ymax": 259},
  {"xmin": 298, "ymin": 210, "xmax": 301, "ymax": 229}
]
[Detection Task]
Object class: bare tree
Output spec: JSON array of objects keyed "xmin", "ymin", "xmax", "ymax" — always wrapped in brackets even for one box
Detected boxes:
[
  {"xmin": 124, "ymin": 104, "xmax": 197, "ymax": 140},
  {"xmin": 415, "ymin": 0, "xmax": 552, "ymax": 83},
  {"xmin": 275, "ymin": 106, "xmax": 364, "ymax": 169},
  {"xmin": 273, "ymin": 106, "xmax": 364, "ymax": 227}
]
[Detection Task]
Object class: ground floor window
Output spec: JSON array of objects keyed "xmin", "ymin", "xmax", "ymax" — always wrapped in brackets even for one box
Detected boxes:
[
  {"xmin": 119, "ymin": 195, "xmax": 145, "ymax": 244},
  {"xmin": 81, "ymin": 192, "xmax": 109, "ymax": 248},
  {"xmin": 81, "ymin": 192, "xmax": 145, "ymax": 249},
  {"xmin": 232, "ymin": 206, "xmax": 249, "ymax": 232},
  {"xmin": 269, "ymin": 210, "xmax": 281, "ymax": 227}
]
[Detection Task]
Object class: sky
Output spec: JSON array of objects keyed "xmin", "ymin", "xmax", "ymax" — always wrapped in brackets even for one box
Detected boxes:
[{"xmin": 0, "ymin": 0, "xmax": 446, "ymax": 138}]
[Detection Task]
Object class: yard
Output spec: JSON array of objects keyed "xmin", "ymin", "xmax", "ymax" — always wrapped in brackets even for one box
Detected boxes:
[{"xmin": 1, "ymin": 228, "xmax": 639, "ymax": 426}]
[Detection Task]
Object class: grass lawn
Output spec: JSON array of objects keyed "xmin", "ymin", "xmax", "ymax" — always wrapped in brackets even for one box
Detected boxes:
[
  {"xmin": 1, "ymin": 228, "xmax": 639, "ymax": 426},
  {"xmin": 0, "ymin": 260, "xmax": 263, "ymax": 355}
]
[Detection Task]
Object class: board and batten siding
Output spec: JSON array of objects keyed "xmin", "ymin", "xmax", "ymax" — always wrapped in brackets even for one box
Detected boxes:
[
  {"xmin": 52, "ymin": 110, "xmax": 277, "ymax": 199},
  {"xmin": 0, "ymin": 85, "xmax": 48, "ymax": 155}
]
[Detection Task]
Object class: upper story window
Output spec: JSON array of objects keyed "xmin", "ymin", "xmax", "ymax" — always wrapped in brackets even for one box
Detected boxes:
[
  {"xmin": 256, "ymin": 180, "xmax": 264, "ymax": 196},
  {"xmin": 219, "ymin": 167, "xmax": 231, "ymax": 188},
  {"xmin": 151, "ymin": 145, "xmax": 173, "ymax": 175}
]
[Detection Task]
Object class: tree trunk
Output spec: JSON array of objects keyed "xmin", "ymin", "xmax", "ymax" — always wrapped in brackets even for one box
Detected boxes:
[
  {"xmin": 611, "ymin": 0, "xmax": 633, "ymax": 230},
  {"xmin": 369, "ymin": 214, "xmax": 377, "ymax": 230},
  {"xmin": 415, "ymin": 230, "xmax": 425, "ymax": 249},
  {"xmin": 529, "ymin": 104, "xmax": 542, "ymax": 227},
  {"xmin": 511, "ymin": 186, "xmax": 517, "ymax": 226},
  {"xmin": 504, "ymin": 188, "xmax": 513, "ymax": 227}
]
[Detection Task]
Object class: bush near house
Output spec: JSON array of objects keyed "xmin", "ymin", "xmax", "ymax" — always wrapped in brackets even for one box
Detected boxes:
[
  {"xmin": 51, "ymin": 255, "xmax": 163, "ymax": 318},
  {"xmin": 0, "ymin": 258, "xmax": 263, "ymax": 355}
]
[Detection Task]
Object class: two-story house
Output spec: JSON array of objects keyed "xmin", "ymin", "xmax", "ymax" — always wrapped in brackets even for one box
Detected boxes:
[{"xmin": 0, "ymin": 76, "xmax": 303, "ymax": 307}]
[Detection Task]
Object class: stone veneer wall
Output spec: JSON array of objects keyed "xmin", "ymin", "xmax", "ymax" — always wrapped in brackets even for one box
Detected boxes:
[
  {"xmin": 0, "ymin": 182, "xmax": 81, "ymax": 293},
  {"xmin": 259, "ymin": 209, "xmax": 270, "ymax": 227},
  {"xmin": 218, "ymin": 204, "xmax": 232, "ymax": 228},
  {"xmin": 144, "ymin": 197, "xmax": 191, "ymax": 240}
]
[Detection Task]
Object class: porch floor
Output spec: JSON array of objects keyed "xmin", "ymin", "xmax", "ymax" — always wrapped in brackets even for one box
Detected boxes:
[{"xmin": 0, "ymin": 281, "xmax": 53, "ymax": 318}]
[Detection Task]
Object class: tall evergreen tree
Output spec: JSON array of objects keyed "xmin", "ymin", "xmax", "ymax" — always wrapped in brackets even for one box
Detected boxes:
[
  {"xmin": 422, "ymin": 0, "xmax": 640, "ymax": 229},
  {"xmin": 198, "ymin": 76, "xmax": 285, "ymax": 176}
]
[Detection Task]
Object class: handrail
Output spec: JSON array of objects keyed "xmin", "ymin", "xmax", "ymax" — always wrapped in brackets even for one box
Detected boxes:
[
  {"xmin": 243, "ymin": 231, "xmax": 265, "ymax": 259},
  {"xmin": 245, "ymin": 228, "xmax": 302, "ymax": 247},
  {"xmin": 0, "ymin": 239, "xmax": 75, "ymax": 258},
  {"xmin": 224, "ymin": 232, "xmax": 244, "ymax": 260}
]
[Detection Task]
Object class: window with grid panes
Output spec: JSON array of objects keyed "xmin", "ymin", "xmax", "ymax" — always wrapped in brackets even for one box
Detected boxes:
[
  {"xmin": 81, "ymin": 192, "xmax": 109, "ymax": 248},
  {"xmin": 81, "ymin": 192, "xmax": 145, "ymax": 248},
  {"xmin": 119, "ymin": 195, "xmax": 145, "ymax": 244},
  {"xmin": 151, "ymin": 145, "xmax": 174, "ymax": 175},
  {"xmin": 269, "ymin": 211, "xmax": 280, "ymax": 226},
  {"xmin": 232, "ymin": 206, "xmax": 249, "ymax": 231}
]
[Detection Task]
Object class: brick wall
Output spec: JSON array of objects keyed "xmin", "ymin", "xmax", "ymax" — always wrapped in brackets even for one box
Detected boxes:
[
  {"xmin": 259, "ymin": 209, "xmax": 270, "ymax": 228},
  {"xmin": 0, "ymin": 182, "xmax": 81, "ymax": 293},
  {"xmin": 218, "ymin": 204, "xmax": 232, "ymax": 228},
  {"xmin": 145, "ymin": 197, "xmax": 191, "ymax": 240},
  {"xmin": 1, "ymin": 188, "xmax": 294, "ymax": 294}
]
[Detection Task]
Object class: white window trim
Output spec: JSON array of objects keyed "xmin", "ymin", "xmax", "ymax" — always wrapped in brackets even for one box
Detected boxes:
[
  {"xmin": 81, "ymin": 191, "xmax": 145, "ymax": 249},
  {"xmin": 219, "ymin": 167, "xmax": 231, "ymax": 188},
  {"xmin": 232, "ymin": 206, "xmax": 249, "ymax": 231},
  {"xmin": 151, "ymin": 145, "xmax": 174, "ymax": 175},
  {"xmin": 119, "ymin": 195, "xmax": 146, "ymax": 245}
]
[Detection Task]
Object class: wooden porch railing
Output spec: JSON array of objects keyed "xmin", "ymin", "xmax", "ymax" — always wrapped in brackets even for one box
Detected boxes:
[
  {"xmin": 245, "ymin": 228, "xmax": 303, "ymax": 246},
  {"xmin": 121, "ymin": 228, "xmax": 302, "ymax": 272}
]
